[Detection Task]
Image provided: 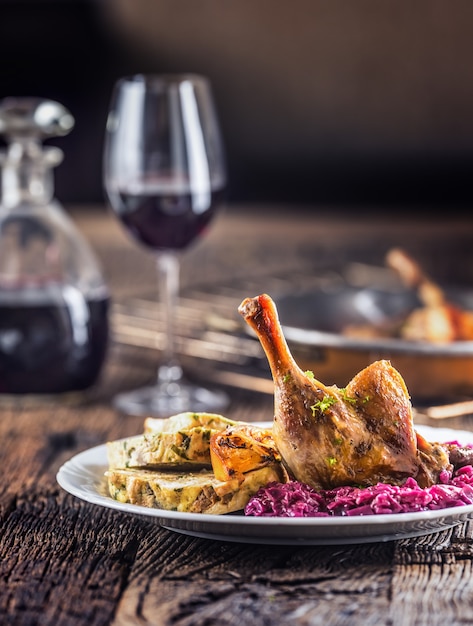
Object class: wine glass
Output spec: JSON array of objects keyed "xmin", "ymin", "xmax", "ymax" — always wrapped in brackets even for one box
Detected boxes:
[{"xmin": 103, "ymin": 73, "xmax": 229, "ymax": 416}]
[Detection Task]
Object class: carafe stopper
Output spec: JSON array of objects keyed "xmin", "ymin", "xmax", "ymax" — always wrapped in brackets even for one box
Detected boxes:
[
  {"xmin": 0, "ymin": 97, "xmax": 74, "ymax": 142},
  {"xmin": 0, "ymin": 98, "xmax": 75, "ymax": 207}
]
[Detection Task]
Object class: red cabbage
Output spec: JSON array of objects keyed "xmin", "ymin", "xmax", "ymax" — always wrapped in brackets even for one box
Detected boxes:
[{"xmin": 245, "ymin": 464, "xmax": 473, "ymax": 517}]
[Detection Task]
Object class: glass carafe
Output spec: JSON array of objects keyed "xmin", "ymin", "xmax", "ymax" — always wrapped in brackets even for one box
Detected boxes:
[{"xmin": 0, "ymin": 97, "xmax": 109, "ymax": 396}]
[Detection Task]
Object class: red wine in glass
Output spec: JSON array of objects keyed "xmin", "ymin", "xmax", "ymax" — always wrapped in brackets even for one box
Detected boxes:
[
  {"xmin": 104, "ymin": 73, "xmax": 229, "ymax": 416},
  {"xmin": 115, "ymin": 186, "xmax": 225, "ymax": 250}
]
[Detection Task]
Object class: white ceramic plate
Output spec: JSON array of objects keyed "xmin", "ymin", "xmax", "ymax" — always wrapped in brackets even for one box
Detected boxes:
[{"xmin": 56, "ymin": 424, "xmax": 473, "ymax": 545}]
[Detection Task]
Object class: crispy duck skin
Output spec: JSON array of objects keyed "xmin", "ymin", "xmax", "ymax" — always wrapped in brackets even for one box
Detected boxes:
[{"xmin": 238, "ymin": 293, "xmax": 453, "ymax": 490}]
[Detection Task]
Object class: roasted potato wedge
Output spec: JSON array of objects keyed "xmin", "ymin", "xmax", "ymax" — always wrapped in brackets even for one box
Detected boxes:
[{"xmin": 210, "ymin": 424, "xmax": 282, "ymax": 481}]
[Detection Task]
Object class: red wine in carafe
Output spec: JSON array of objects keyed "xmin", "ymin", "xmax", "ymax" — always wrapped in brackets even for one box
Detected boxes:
[
  {"xmin": 0, "ymin": 286, "xmax": 109, "ymax": 394},
  {"xmin": 115, "ymin": 187, "xmax": 225, "ymax": 250}
]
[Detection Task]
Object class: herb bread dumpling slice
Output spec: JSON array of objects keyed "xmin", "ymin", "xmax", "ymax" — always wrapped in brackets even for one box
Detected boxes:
[
  {"xmin": 108, "ymin": 412, "xmax": 243, "ymax": 471},
  {"xmin": 106, "ymin": 464, "xmax": 287, "ymax": 514},
  {"xmin": 107, "ymin": 428, "xmax": 216, "ymax": 470},
  {"xmin": 143, "ymin": 412, "xmax": 238, "ymax": 434}
]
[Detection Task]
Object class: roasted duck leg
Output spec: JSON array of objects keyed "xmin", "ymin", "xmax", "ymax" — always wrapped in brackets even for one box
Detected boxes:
[{"xmin": 238, "ymin": 293, "xmax": 452, "ymax": 490}]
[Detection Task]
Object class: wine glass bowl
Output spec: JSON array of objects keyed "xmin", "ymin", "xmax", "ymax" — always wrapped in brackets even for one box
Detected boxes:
[{"xmin": 104, "ymin": 73, "xmax": 228, "ymax": 416}]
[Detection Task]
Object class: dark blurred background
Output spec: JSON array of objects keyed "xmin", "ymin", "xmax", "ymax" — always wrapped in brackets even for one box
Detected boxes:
[{"xmin": 1, "ymin": 0, "xmax": 473, "ymax": 212}]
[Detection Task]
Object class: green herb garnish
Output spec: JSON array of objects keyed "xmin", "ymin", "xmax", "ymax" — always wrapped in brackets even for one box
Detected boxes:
[{"xmin": 311, "ymin": 395, "xmax": 337, "ymax": 415}]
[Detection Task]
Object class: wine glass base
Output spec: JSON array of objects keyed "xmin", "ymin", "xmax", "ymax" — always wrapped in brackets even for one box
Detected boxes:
[{"xmin": 113, "ymin": 381, "xmax": 229, "ymax": 417}]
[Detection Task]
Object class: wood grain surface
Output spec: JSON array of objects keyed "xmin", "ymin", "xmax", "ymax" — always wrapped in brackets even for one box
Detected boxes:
[{"xmin": 1, "ymin": 204, "xmax": 473, "ymax": 625}]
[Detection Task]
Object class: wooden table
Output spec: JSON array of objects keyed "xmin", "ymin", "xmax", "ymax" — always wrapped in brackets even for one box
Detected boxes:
[{"xmin": 3, "ymin": 204, "xmax": 473, "ymax": 626}]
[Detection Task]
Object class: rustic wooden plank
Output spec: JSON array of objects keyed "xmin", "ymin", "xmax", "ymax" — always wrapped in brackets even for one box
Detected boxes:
[
  {"xmin": 0, "ymin": 396, "xmax": 148, "ymax": 626},
  {"xmin": 0, "ymin": 493, "xmax": 151, "ymax": 626},
  {"xmin": 0, "ymin": 399, "xmax": 156, "ymax": 622},
  {"xmin": 112, "ymin": 534, "xmax": 396, "ymax": 626},
  {"xmin": 390, "ymin": 522, "xmax": 473, "ymax": 626}
]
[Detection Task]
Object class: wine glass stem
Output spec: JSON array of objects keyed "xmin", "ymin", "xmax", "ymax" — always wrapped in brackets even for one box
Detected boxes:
[{"xmin": 156, "ymin": 251, "xmax": 183, "ymax": 386}]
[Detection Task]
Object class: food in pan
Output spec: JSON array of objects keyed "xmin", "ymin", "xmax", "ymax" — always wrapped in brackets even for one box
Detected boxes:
[
  {"xmin": 343, "ymin": 248, "xmax": 473, "ymax": 343},
  {"xmin": 105, "ymin": 293, "xmax": 473, "ymax": 517}
]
